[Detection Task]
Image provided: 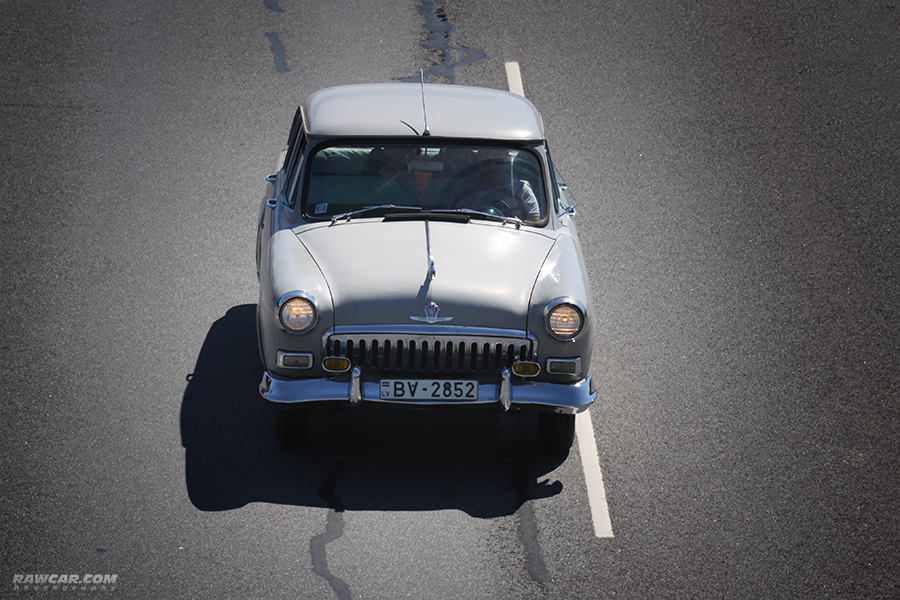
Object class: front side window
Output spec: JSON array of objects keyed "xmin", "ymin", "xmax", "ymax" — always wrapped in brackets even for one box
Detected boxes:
[{"xmin": 299, "ymin": 142, "xmax": 547, "ymax": 224}]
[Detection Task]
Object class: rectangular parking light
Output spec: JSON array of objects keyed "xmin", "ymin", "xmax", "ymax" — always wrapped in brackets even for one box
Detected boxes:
[
  {"xmin": 546, "ymin": 358, "xmax": 581, "ymax": 375},
  {"xmin": 276, "ymin": 351, "xmax": 313, "ymax": 369}
]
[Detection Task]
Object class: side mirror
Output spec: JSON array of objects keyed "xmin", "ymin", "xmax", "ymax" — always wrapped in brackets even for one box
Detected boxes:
[{"xmin": 557, "ymin": 203, "xmax": 578, "ymax": 220}]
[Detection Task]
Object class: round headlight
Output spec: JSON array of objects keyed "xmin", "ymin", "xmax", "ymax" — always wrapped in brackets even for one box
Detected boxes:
[
  {"xmin": 279, "ymin": 296, "xmax": 316, "ymax": 333},
  {"xmin": 546, "ymin": 302, "xmax": 584, "ymax": 340}
]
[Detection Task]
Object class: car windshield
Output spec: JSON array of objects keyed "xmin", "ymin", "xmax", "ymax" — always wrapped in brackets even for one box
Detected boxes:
[{"xmin": 300, "ymin": 143, "xmax": 547, "ymax": 224}]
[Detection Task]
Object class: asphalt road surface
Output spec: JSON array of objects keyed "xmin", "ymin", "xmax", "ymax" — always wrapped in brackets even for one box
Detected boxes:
[{"xmin": 2, "ymin": 1, "xmax": 898, "ymax": 598}]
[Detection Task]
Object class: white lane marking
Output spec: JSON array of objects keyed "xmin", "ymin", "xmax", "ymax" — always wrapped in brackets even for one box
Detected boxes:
[
  {"xmin": 505, "ymin": 62, "xmax": 614, "ymax": 538},
  {"xmin": 576, "ymin": 410, "xmax": 614, "ymax": 538},
  {"xmin": 505, "ymin": 61, "xmax": 525, "ymax": 96}
]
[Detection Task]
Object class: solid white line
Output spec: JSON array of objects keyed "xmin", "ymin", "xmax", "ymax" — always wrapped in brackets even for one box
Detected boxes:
[
  {"xmin": 503, "ymin": 61, "xmax": 614, "ymax": 539},
  {"xmin": 576, "ymin": 410, "xmax": 614, "ymax": 538},
  {"xmin": 505, "ymin": 61, "xmax": 525, "ymax": 96}
]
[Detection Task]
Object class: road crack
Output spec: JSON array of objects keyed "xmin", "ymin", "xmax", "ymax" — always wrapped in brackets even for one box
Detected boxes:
[
  {"xmin": 405, "ymin": 0, "xmax": 487, "ymax": 84},
  {"xmin": 310, "ymin": 464, "xmax": 351, "ymax": 600}
]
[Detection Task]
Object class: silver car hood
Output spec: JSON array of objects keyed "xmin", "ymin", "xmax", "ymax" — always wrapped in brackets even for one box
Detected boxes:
[{"xmin": 296, "ymin": 219, "xmax": 557, "ymax": 331}]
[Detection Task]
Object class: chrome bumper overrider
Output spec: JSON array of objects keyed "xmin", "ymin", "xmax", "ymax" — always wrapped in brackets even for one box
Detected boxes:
[{"xmin": 259, "ymin": 368, "xmax": 595, "ymax": 414}]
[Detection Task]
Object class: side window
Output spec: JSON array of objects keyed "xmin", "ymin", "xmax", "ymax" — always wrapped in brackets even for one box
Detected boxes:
[
  {"xmin": 280, "ymin": 107, "xmax": 307, "ymax": 207},
  {"xmin": 284, "ymin": 132, "xmax": 307, "ymax": 206},
  {"xmin": 285, "ymin": 106, "xmax": 304, "ymax": 163}
]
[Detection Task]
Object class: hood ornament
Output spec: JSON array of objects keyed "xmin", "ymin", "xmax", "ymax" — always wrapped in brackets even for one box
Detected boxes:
[{"xmin": 410, "ymin": 302, "xmax": 453, "ymax": 323}]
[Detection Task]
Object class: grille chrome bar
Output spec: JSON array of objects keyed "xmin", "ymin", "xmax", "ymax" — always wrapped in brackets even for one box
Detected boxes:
[{"xmin": 324, "ymin": 333, "xmax": 536, "ymax": 373}]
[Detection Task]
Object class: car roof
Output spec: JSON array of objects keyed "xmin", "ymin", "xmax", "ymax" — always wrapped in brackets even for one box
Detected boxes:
[{"xmin": 302, "ymin": 83, "xmax": 545, "ymax": 141}]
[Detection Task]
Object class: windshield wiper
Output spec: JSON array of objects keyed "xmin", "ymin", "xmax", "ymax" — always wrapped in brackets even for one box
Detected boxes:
[
  {"xmin": 330, "ymin": 204, "xmax": 421, "ymax": 223},
  {"xmin": 428, "ymin": 208, "xmax": 523, "ymax": 229}
]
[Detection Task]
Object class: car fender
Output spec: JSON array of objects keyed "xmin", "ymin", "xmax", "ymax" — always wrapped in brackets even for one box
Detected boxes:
[
  {"xmin": 259, "ymin": 228, "xmax": 334, "ymax": 373},
  {"xmin": 527, "ymin": 234, "xmax": 595, "ymax": 375}
]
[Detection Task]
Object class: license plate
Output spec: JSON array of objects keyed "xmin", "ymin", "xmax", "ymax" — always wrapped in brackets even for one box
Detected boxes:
[{"xmin": 380, "ymin": 379, "xmax": 478, "ymax": 401}]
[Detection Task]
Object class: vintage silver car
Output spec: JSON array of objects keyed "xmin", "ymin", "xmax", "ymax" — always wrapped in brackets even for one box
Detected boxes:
[{"xmin": 256, "ymin": 83, "xmax": 595, "ymax": 452}]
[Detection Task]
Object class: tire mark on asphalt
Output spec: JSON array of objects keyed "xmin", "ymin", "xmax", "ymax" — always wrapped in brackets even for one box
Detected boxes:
[
  {"xmin": 404, "ymin": 0, "xmax": 486, "ymax": 83},
  {"xmin": 265, "ymin": 32, "xmax": 291, "ymax": 73},
  {"xmin": 500, "ymin": 415, "xmax": 553, "ymax": 584},
  {"xmin": 263, "ymin": 0, "xmax": 290, "ymax": 73},
  {"xmin": 264, "ymin": 0, "xmax": 284, "ymax": 13},
  {"xmin": 513, "ymin": 473, "xmax": 552, "ymax": 584},
  {"xmin": 310, "ymin": 464, "xmax": 351, "ymax": 600}
]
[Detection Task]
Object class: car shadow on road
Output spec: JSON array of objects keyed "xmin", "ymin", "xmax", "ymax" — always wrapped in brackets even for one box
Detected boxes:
[{"xmin": 180, "ymin": 304, "xmax": 567, "ymax": 516}]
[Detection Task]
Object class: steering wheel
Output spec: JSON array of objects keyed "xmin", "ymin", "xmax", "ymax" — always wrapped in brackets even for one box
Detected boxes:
[
  {"xmin": 438, "ymin": 161, "xmax": 523, "ymax": 216},
  {"xmin": 459, "ymin": 193, "xmax": 519, "ymax": 217}
]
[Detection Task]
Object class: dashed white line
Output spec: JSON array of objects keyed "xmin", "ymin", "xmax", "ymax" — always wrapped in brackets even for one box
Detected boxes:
[
  {"xmin": 505, "ymin": 60, "xmax": 614, "ymax": 538},
  {"xmin": 576, "ymin": 410, "xmax": 614, "ymax": 538},
  {"xmin": 505, "ymin": 61, "xmax": 525, "ymax": 96}
]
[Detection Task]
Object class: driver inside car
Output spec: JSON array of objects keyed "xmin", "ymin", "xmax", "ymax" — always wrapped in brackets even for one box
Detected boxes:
[{"xmin": 448, "ymin": 148, "xmax": 541, "ymax": 221}]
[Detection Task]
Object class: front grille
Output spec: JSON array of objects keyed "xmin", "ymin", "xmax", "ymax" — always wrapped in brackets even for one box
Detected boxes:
[{"xmin": 324, "ymin": 334, "xmax": 536, "ymax": 373}]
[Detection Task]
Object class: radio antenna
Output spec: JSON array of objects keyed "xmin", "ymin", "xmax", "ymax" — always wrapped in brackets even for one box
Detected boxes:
[{"xmin": 419, "ymin": 70, "xmax": 431, "ymax": 137}]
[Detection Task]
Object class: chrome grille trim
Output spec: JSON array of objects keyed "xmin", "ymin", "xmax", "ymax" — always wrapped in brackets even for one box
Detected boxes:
[{"xmin": 324, "ymin": 332, "xmax": 537, "ymax": 373}]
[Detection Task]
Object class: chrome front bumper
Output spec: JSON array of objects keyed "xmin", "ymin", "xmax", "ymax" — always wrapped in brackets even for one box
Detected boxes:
[{"xmin": 259, "ymin": 368, "xmax": 595, "ymax": 414}]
